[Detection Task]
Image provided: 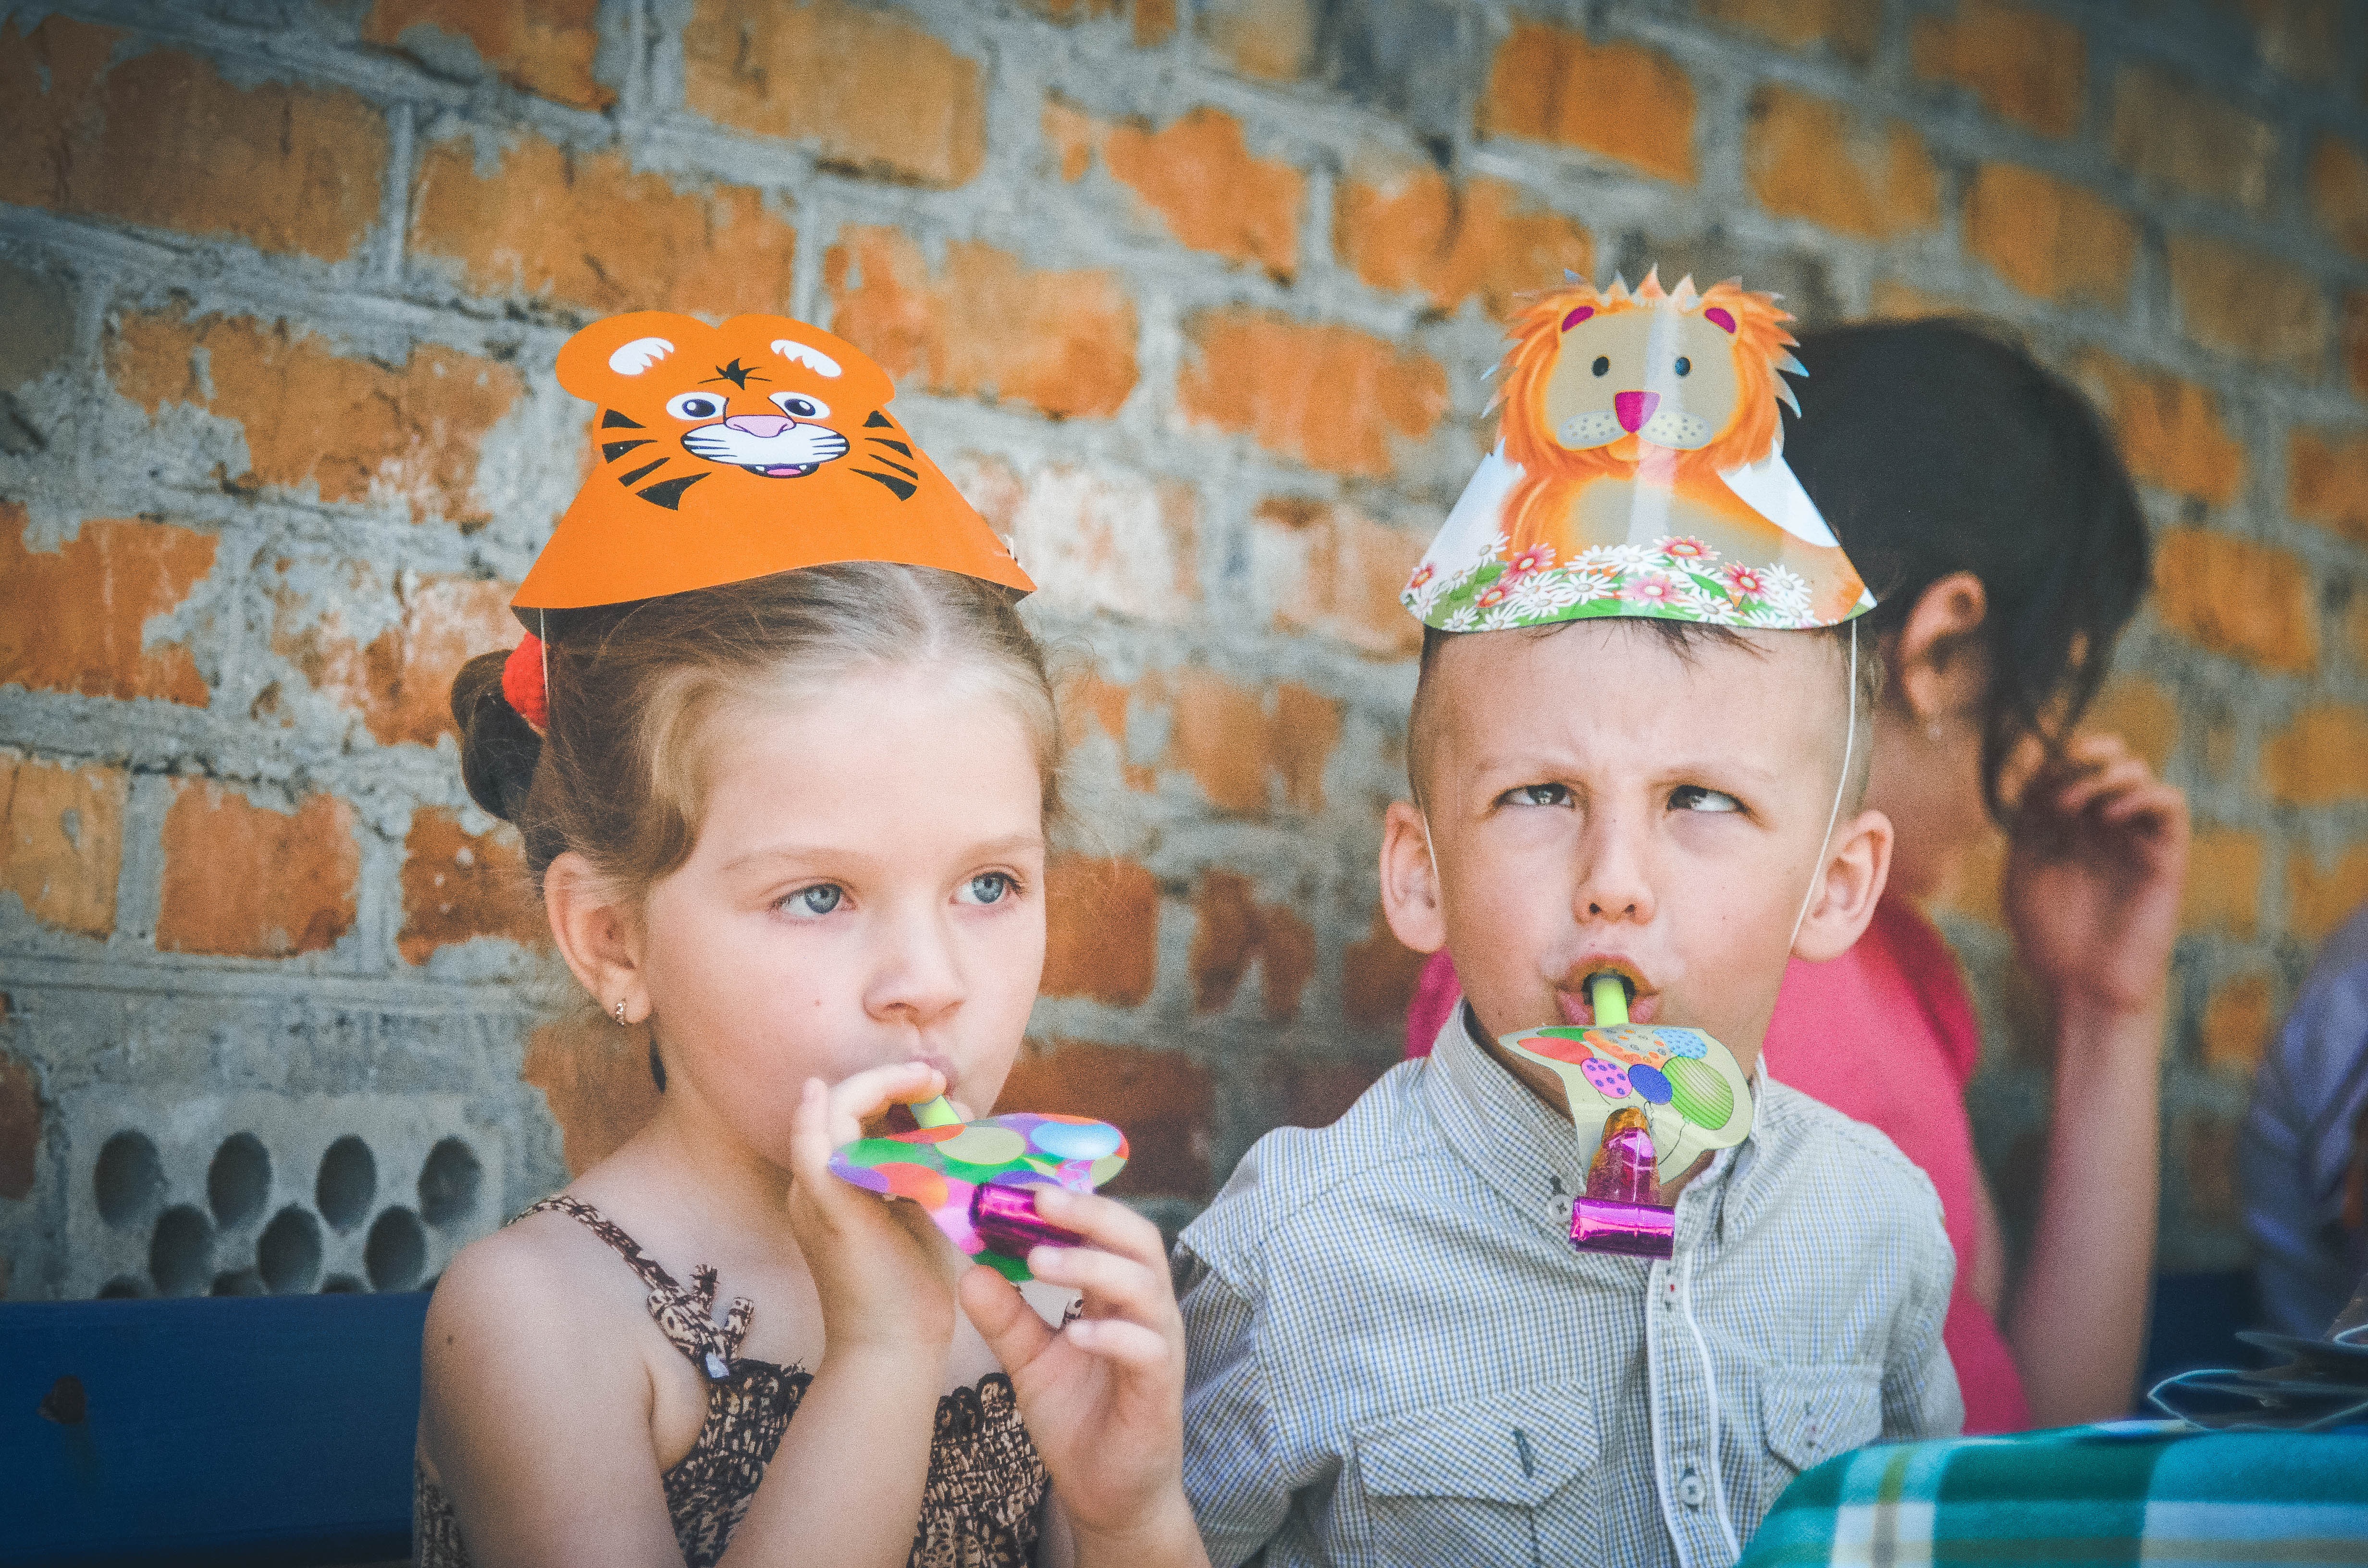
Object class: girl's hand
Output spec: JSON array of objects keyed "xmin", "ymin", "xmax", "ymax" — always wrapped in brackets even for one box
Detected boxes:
[
  {"xmin": 2004, "ymin": 732, "xmax": 2189, "ymax": 1036},
  {"xmin": 958, "ymin": 1190, "xmax": 1207, "ymax": 1568},
  {"xmin": 786, "ymin": 1064, "xmax": 962, "ymax": 1359}
]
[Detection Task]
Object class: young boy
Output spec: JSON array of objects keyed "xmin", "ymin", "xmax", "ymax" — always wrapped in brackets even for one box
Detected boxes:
[{"xmin": 1177, "ymin": 275, "xmax": 1963, "ymax": 1568}]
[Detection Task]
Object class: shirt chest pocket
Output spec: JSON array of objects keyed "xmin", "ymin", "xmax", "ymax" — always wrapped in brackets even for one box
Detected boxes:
[
  {"xmin": 1349, "ymin": 1381, "xmax": 1601, "ymax": 1568},
  {"xmin": 1759, "ymin": 1364, "xmax": 1884, "ymax": 1476}
]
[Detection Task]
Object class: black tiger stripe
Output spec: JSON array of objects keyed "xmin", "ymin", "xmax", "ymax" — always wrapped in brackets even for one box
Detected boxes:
[
  {"xmin": 637, "ymin": 473, "xmax": 708, "ymax": 509},
  {"xmin": 864, "ymin": 411, "xmax": 895, "ymax": 428},
  {"xmin": 602, "ymin": 410, "xmax": 645, "ymax": 428},
  {"xmin": 603, "ymin": 439, "xmax": 653, "ymax": 462},
  {"xmin": 854, "ymin": 469, "xmax": 917, "ymax": 501},
  {"xmin": 867, "ymin": 438, "xmax": 913, "ymax": 457},
  {"xmin": 618, "ymin": 457, "xmax": 668, "ymax": 487}
]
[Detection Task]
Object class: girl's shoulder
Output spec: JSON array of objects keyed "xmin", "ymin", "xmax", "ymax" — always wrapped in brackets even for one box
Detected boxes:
[{"xmin": 424, "ymin": 1194, "xmax": 660, "ymax": 1370}]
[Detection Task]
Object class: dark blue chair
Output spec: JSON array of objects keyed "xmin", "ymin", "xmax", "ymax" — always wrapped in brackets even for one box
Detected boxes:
[{"xmin": 2, "ymin": 1292, "xmax": 428, "ymax": 1567}]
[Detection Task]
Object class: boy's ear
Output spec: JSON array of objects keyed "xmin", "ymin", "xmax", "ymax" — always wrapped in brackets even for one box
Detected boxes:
[
  {"xmin": 545, "ymin": 851, "xmax": 651, "ymax": 1025},
  {"xmin": 1379, "ymin": 799, "xmax": 1448, "ymax": 956},
  {"xmin": 1792, "ymin": 808, "xmax": 1893, "ymax": 963}
]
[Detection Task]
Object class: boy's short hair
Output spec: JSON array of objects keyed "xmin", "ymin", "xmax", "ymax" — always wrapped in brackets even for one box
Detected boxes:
[{"xmin": 1406, "ymin": 618, "xmax": 1882, "ymax": 810}]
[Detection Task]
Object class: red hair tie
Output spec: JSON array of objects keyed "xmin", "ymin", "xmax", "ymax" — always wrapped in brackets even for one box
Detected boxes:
[{"xmin": 502, "ymin": 634, "xmax": 549, "ymax": 731}]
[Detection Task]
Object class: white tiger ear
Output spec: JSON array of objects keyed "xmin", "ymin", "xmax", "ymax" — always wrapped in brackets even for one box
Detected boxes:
[
  {"xmin": 607, "ymin": 337, "xmax": 676, "ymax": 375},
  {"xmin": 772, "ymin": 339, "xmax": 843, "ymax": 378}
]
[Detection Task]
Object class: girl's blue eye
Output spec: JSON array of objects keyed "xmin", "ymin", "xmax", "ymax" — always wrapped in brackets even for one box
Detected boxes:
[
  {"xmin": 1508, "ymin": 784, "xmax": 1571, "ymax": 808},
  {"xmin": 1671, "ymin": 785, "xmax": 1741, "ymax": 814},
  {"xmin": 958, "ymin": 873, "xmax": 1014, "ymax": 906},
  {"xmin": 782, "ymin": 884, "xmax": 842, "ymax": 917}
]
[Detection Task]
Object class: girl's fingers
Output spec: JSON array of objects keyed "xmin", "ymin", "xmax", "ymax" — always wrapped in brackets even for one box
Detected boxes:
[
  {"xmin": 959, "ymin": 1264, "xmax": 1057, "ymax": 1375},
  {"xmin": 1025, "ymin": 1246, "xmax": 1173, "ymax": 1331},
  {"xmin": 1027, "ymin": 1188, "xmax": 1167, "ymax": 1271},
  {"xmin": 822, "ymin": 1061, "xmax": 947, "ymax": 1146},
  {"xmin": 1058, "ymin": 1317, "xmax": 1170, "ymax": 1369}
]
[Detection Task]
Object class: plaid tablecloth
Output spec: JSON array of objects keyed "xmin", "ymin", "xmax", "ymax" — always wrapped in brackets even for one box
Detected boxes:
[{"xmin": 1738, "ymin": 1421, "xmax": 2368, "ymax": 1566}]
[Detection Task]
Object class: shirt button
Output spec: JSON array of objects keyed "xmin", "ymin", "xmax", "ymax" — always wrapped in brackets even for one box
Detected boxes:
[{"xmin": 1677, "ymin": 1469, "xmax": 1707, "ymax": 1508}]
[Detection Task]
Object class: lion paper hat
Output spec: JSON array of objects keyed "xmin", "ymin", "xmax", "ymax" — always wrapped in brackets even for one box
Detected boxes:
[
  {"xmin": 514, "ymin": 312, "xmax": 1032, "ymax": 614},
  {"xmin": 1402, "ymin": 271, "xmax": 1874, "ymax": 633}
]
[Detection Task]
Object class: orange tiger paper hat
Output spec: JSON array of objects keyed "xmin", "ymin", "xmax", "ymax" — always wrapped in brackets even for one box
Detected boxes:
[
  {"xmin": 514, "ymin": 312, "xmax": 1032, "ymax": 613},
  {"xmin": 1402, "ymin": 271, "xmax": 1873, "ymax": 632}
]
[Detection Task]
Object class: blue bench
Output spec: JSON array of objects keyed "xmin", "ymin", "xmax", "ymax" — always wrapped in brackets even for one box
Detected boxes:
[{"xmin": 2, "ymin": 1292, "xmax": 428, "ymax": 1567}]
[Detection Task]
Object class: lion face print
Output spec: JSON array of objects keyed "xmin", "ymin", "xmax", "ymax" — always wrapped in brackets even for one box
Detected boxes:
[{"xmin": 1541, "ymin": 298, "xmax": 1745, "ymax": 454}]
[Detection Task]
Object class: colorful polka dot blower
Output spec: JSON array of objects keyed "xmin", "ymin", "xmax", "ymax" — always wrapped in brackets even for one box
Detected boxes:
[
  {"xmin": 827, "ymin": 1096, "xmax": 1129, "ymax": 1282},
  {"xmin": 1500, "ymin": 974, "xmax": 1755, "ymax": 1260}
]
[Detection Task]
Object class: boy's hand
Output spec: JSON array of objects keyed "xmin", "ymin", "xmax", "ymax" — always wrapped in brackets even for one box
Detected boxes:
[
  {"xmin": 2004, "ymin": 732, "xmax": 2188, "ymax": 1030},
  {"xmin": 958, "ymin": 1190, "xmax": 1208, "ymax": 1568},
  {"xmin": 786, "ymin": 1064, "xmax": 962, "ymax": 1359}
]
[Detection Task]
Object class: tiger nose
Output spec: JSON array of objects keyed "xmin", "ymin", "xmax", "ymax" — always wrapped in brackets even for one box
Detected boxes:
[
  {"xmin": 725, "ymin": 415, "xmax": 793, "ymax": 438},
  {"xmin": 1613, "ymin": 391, "xmax": 1661, "ymax": 433}
]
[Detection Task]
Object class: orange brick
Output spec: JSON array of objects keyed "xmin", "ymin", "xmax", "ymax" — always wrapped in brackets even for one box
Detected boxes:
[
  {"xmin": 410, "ymin": 136, "xmax": 795, "ymax": 316},
  {"xmin": 1044, "ymin": 98, "xmax": 1099, "ymax": 182},
  {"xmin": 1865, "ymin": 278, "xmax": 1963, "ymax": 322},
  {"xmin": 2110, "ymin": 63, "xmax": 2277, "ymax": 215},
  {"xmin": 1197, "ymin": 0, "xmax": 1316, "ymax": 81},
  {"xmin": 999, "ymin": 1039, "xmax": 1212, "ymax": 1198},
  {"xmin": 683, "ymin": 0, "xmax": 984, "ymax": 187},
  {"xmin": 2201, "ymin": 971, "xmax": 2275, "ymax": 1074},
  {"xmin": 274, "ymin": 572, "xmax": 520, "ymax": 747},
  {"xmin": 1054, "ymin": 670, "xmax": 1156, "ymax": 792},
  {"xmin": 1090, "ymin": 106, "xmax": 1304, "ymax": 280},
  {"xmin": 2153, "ymin": 527, "xmax": 2318, "ymax": 674},
  {"xmin": 0, "ymin": 1046, "xmax": 35, "ymax": 1200},
  {"xmin": 157, "ymin": 784, "xmax": 358, "ymax": 958},
  {"xmin": 362, "ymin": 0, "xmax": 608, "ymax": 109},
  {"xmin": 2263, "ymin": 703, "xmax": 2368, "ymax": 806},
  {"xmin": 2169, "ymin": 234, "xmax": 2333, "ymax": 377},
  {"xmin": 2072, "ymin": 352, "xmax": 2244, "ymax": 507},
  {"xmin": 1249, "ymin": 497, "xmax": 1427, "ymax": 659},
  {"xmin": 2351, "ymin": 597, "xmax": 2368, "ymax": 670},
  {"xmin": 2292, "ymin": 844, "xmax": 2368, "ymax": 942},
  {"xmin": 1480, "ymin": 19, "xmax": 1696, "ymax": 185},
  {"xmin": 2289, "ymin": 427, "xmax": 2368, "ymax": 546},
  {"xmin": 1342, "ymin": 903, "xmax": 1428, "ymax": 1029},
  {"xmin": 1170, "ymin": 671, "xmax": 1270, "ymax": 813},
  {"xmin": 1178, "ymin": 308, "xmax": 1446, "ymax": 478},
  {"xmin": 1701, "ymin": 0, "xmax": 1880, "ymax": 63},
  {"xmin": 1746, "ymin": 86, "xmax": 1940, "ymax": 238},
  {"xmin": 0, "ymin": 16, "xmax": 386, "ymax": 263},
  {"xmin": 0, "ymin": 509, "xmax": 213, "ymax": 706},
  {"xmin": 1911, "ymin": 0, "xmax": 2084, "ymax": 137},
  {"xmin": 2229, "ymin": 0, "xmax": 2342, "ymax": 85},
  {"xmin": 2080, "ymin": 674, "xmax": 2180, "ymax": 772},
  {"xmin": 2309, "ymin": 137, "xmax": 2368, "ymax": 259},
  {"xmin": 1964, "ymin": 164, "xmax": 2134, "ymax": 308},
  {"xmin": 1273, "ymin": 683, "xmax": 1341, "ymax": 811},
  {"xmin": 109, "ymin": 311, "xmax": 523, "ymax": 527},
  {"xmin": 2181, "ymin": 829, "xmax": 2264, "ymax": 937},
  {"xmin": 1334, "ymin": 160, "xmax": 1591, "ymax": 317},
  {"xmin": 521, "ymin": 1011, "xmax": 660, "ymax": 1176},
  {"xmin": 2348, "ymin": 291, "xmax": 2368, "ymax": 399},
  {"xmin": 825, "ymin": 227, "xmax": 1138, "ymax": 420},
  {"xmin": 1189, "ymin": 870, "xmax": 1316, "ymax": 1021},
  {"xmin": 951, "ymin": 456, "xmax": 1197, "ymax": 624},
  {"xmin": 1041, "ymin": 857, "xmax": 1159, "ymax": 1005},
  {"xmin": 0, "ymin": 753, "xmax": 127, "ymax": 938},
  {"xmin": 1022, "ymin": 0, "xmax": 1172, "ymax": 42},
  {"xmin": 399, "ymin": 808, "xmax": 543, "ymax": 963}
]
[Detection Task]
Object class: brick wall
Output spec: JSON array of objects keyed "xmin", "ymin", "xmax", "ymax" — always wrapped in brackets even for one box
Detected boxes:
[{"xmin": 0, "ymin": 0, "xmax": 2361, "ymax": 1298}]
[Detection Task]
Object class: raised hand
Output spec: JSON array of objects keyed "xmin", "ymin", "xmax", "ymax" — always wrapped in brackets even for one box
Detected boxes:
[
  {"xmin": 785, "ymin": 1063, "xmax": 962, "ymax": 1358},
  {"xmin": 958, "ymin": 1190, "xmax": 1208, "ymax": 1568}
]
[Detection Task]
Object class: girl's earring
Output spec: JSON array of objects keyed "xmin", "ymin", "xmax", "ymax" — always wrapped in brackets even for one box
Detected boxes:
[{"xmin": 614, "ymin": 999, "xmax": 628, "ymax": 1027}]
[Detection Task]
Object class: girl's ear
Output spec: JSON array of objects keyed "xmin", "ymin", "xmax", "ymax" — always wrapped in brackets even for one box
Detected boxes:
[
  {"xmin": 1893, "ymin": 571, "xmax": 1990, "ymax": 725},
  {"xmin": 1793, "ymin": 808, "xmax": 1893, "ymax": 963},
  {"xmin": 1379, "ymin": 799, "xmax": 1448, "ymax": 955},
  {"xmin": 545, "ymin": 851, "xmax": 650, "ymax": 1024}
]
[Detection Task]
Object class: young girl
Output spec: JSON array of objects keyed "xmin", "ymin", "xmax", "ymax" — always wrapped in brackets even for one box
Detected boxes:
[{"xmin": 413, "ymin": 312, "xmax": 1208, "ymax": 1568}]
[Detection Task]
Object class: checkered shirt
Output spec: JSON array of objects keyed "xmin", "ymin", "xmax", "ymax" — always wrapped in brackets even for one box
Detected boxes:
[{"xmin": 1176, "ymin": 1006, "xmax": 1964, "ymax": 1568}]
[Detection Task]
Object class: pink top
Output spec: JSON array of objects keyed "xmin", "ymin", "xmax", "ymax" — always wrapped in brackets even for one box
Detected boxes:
[{"xmin": 1404, "ymin": 898, "xmax": 2030, "ymax": 1433}]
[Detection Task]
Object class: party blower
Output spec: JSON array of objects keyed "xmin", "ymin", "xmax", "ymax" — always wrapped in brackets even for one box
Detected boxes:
[
  {"xmin": 827, "ymin": 1097, "xmax": 1129, "ymax": 1282},
  {"xmin": 1503, "ymin": 974, "xmax": 1756, "ymax": 1260}
]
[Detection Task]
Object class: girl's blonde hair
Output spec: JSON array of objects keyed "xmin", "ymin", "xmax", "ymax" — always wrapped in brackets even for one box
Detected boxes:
[{"xmin": 451, "ymin": 564, "xmax": 1060, "ymax": 902}]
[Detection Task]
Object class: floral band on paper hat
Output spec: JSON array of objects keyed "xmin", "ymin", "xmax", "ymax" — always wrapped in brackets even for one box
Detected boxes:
[{"xmin": 1402, "ymin": 270, "xmax": 1875, "ymax": 633}]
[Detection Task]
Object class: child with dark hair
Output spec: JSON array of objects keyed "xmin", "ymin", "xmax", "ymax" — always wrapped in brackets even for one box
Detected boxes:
[
  {"xmin": 1406, "ymin": 318, "xmax": 2190, "ymax": 1432},
  {"xmin": 415, "ymin": 313, "xmax": 1207, "ymax": 1568}
]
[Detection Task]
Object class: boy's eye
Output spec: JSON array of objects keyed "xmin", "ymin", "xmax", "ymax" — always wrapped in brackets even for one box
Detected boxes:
[
  {"xmin": 957, "ymin": 872, "xmax": 1015, "ymax": 906},
  {"xmin": 780, "ymin": 884, "xmax": 843, "ymax": 917},
  {"xmin": 1505, "ymin": 783, "xmax": 1572, "ymax": 808},
  {"xmin": 1670, "ymin": 785, "xmax": 1742, "ymax": 814}
]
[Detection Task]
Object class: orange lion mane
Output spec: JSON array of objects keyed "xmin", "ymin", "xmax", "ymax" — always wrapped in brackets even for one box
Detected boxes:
[{"xmin": 1497, "ymin": 272, "xmax": 1801, "ymax": 537}]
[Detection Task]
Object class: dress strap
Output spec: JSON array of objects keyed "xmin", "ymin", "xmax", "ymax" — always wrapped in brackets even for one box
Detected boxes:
[{"xmin": 520, "ymin": 1195, "xmax": 756, "ymax": 1380}]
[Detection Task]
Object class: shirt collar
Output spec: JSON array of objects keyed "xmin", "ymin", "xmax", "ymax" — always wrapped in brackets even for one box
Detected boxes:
[{"xmin": 1424, "ymin": 1002, "xmax": 1763, "ymax": 1250}]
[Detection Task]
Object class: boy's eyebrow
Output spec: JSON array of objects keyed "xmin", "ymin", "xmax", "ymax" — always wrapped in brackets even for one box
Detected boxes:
[{"xmin": 1454, "ymin": 749, "xmax": 1789, "ymax": 791}]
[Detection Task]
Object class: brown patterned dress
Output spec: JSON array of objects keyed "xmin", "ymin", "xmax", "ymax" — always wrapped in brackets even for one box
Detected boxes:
[{"xmin": 414, "ymin": 1196, "xmax": 1049, "ymax": 1568}]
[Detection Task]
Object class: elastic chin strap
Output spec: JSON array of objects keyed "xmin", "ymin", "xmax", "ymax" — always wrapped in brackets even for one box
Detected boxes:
[{"xmin": 1789, "ymin": 617, "xmax": 1859, "ymax": 948}]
